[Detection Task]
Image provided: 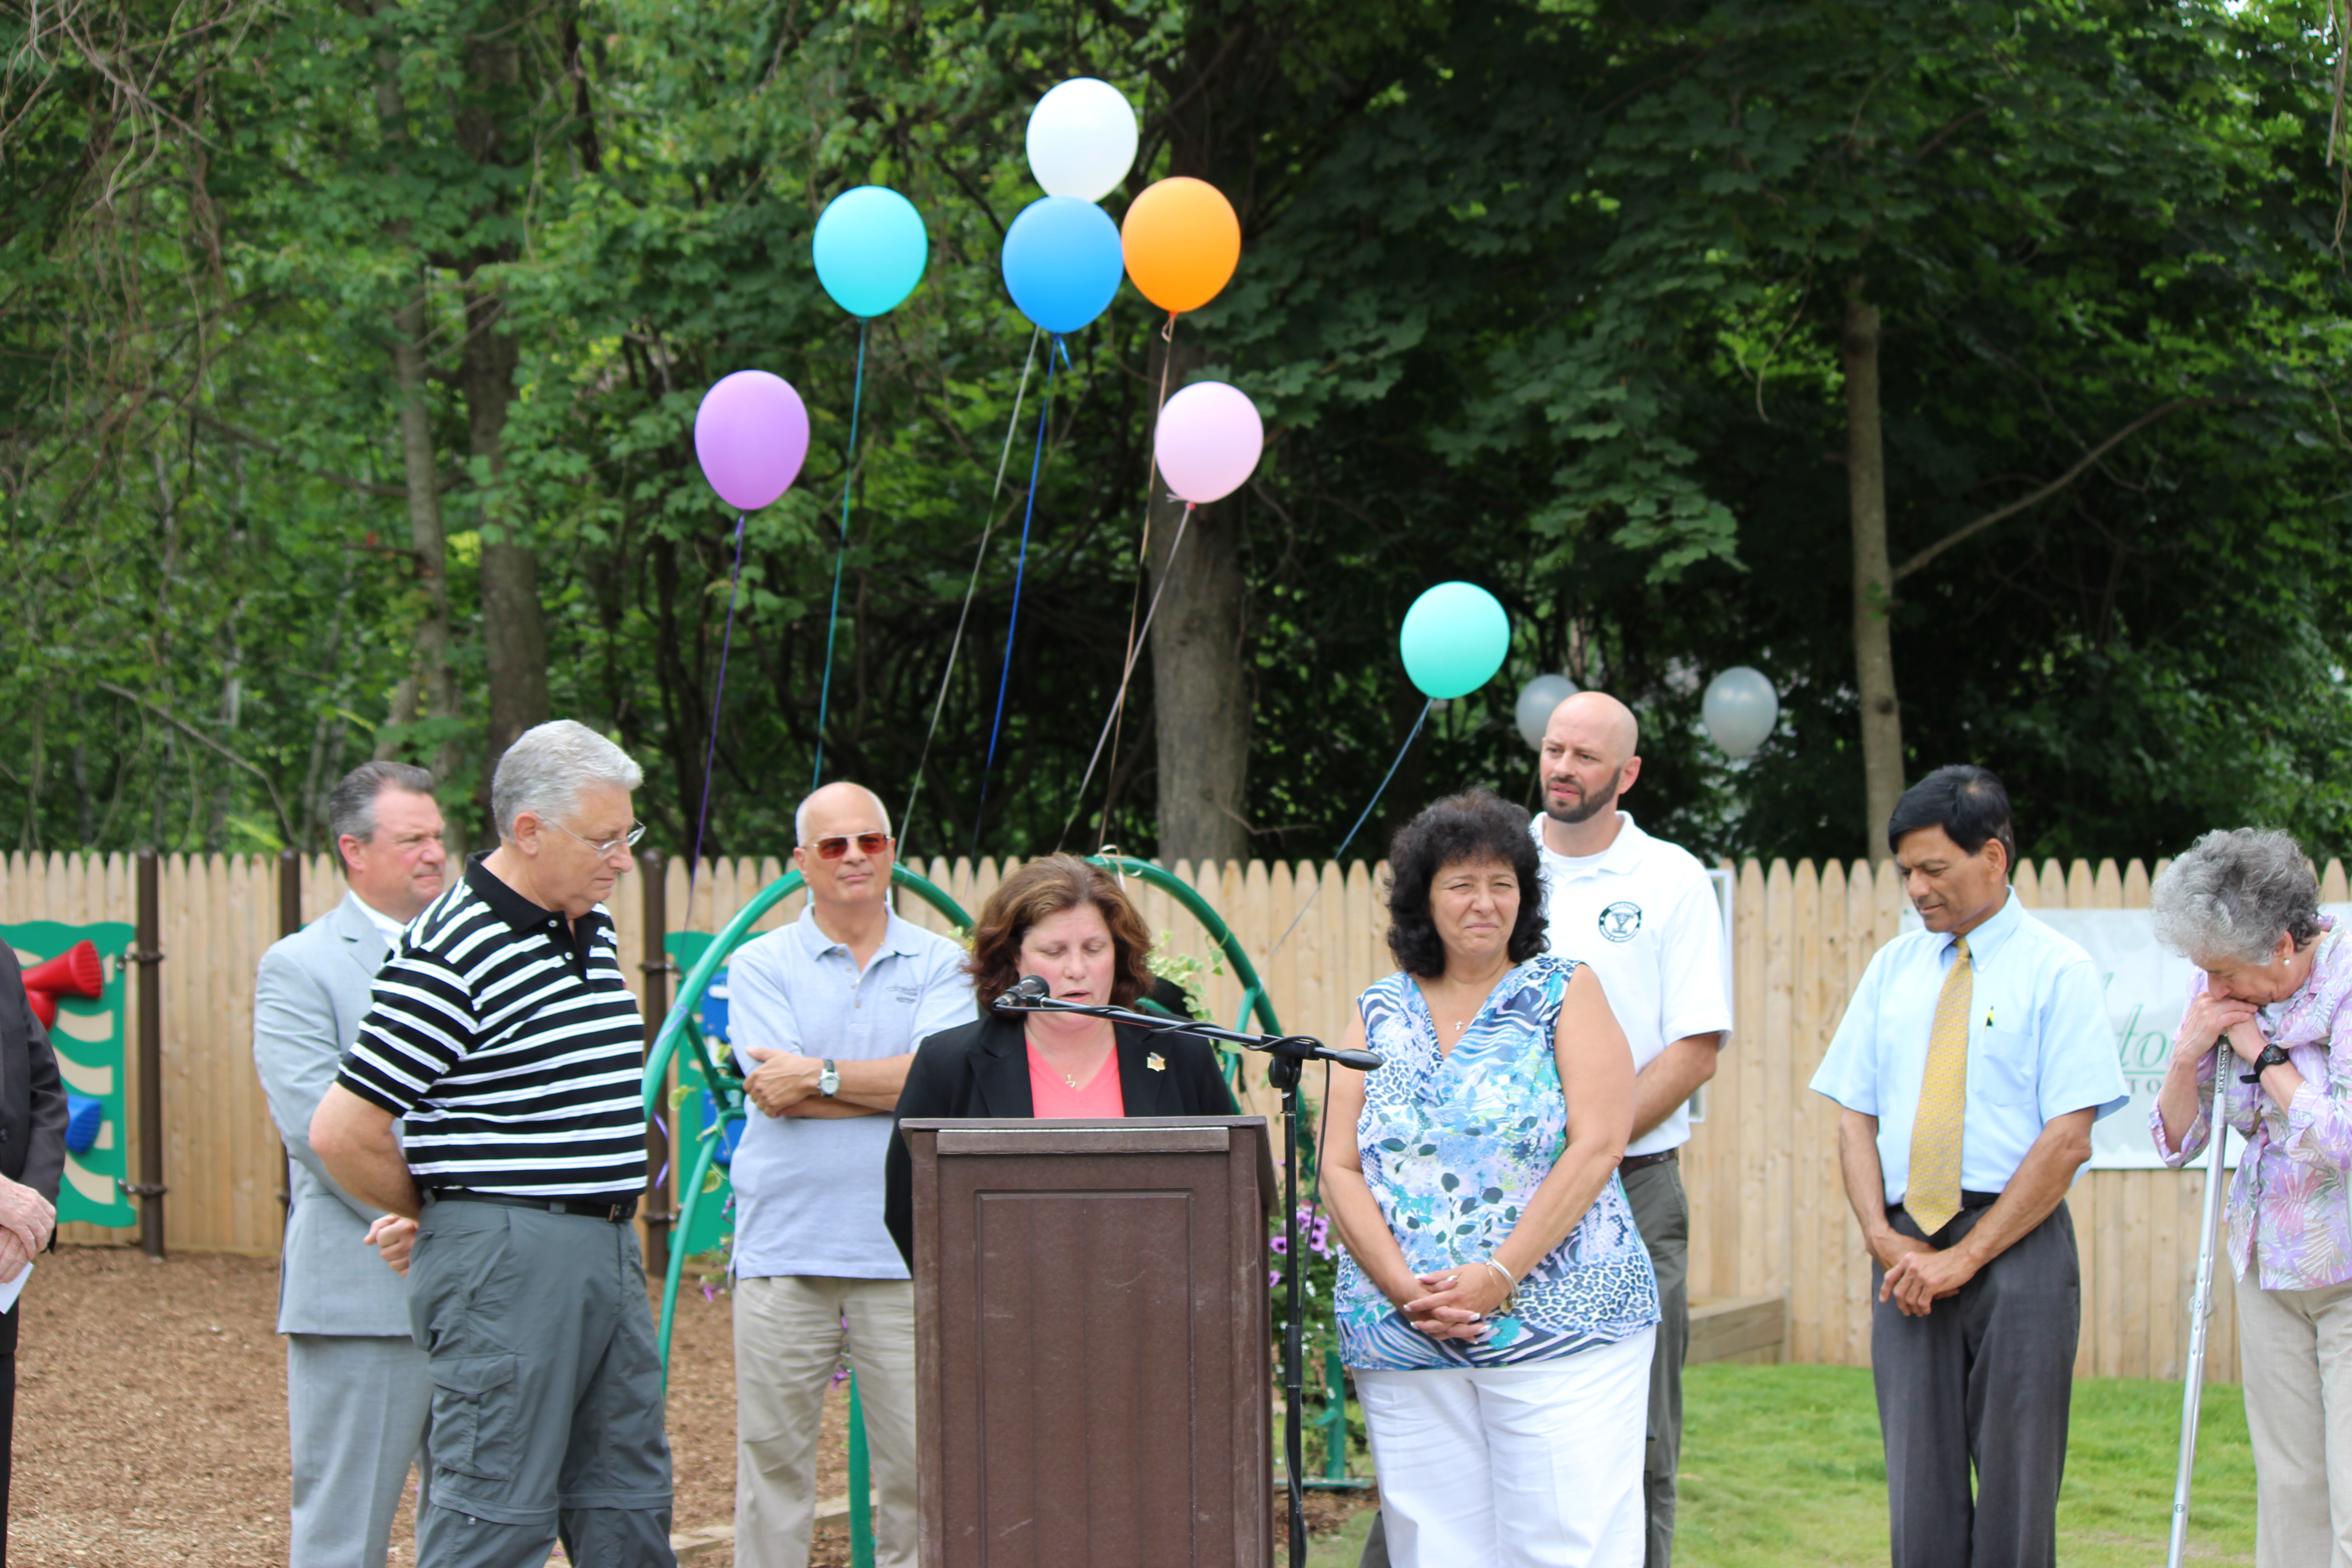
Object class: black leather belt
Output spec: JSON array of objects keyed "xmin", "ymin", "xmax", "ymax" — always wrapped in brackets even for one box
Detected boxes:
[
  {"xmin": 1621, "ymin": 1149, "xmax": 1679, "ymax": 1174},
  {"xmin": 426, "ymin": 1189, "xmax": 639, "ymax": 1223}
]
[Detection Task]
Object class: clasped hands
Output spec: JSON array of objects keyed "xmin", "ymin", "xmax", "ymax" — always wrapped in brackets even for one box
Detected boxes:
[
  {"xmin": 1872, "ymin": 1229, "xmax": 1980, "ymax": 1317},
  {"xmin": 0, "ymin": 1173, "xmax": 56, "ymax": 1284},
  {"xmin": 1393, "ymin": 1262, "xmax": 1514, "ymax": 1342},
  {"xmin": 2179, "ymin": 990, "xmax": 2269, "ymax": 1070}
]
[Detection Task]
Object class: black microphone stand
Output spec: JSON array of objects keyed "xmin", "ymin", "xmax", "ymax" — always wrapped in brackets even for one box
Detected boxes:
[{"xmin": 996, "ymin": 988, "xmax": 1382, "ymax": 1568}]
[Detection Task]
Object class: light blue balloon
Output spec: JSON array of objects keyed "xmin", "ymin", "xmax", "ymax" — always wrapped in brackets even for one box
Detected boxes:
[
  {"xmin": 1001, "ymin": 196, "xmax": 1124, "ymax": 336},
  {"xmin": 812, "ymin": 186, "xmax": 928, "ymax": 318},
  {"xmin": 1399, "ymin": 582, "xmax": 1511, "ymax": 701}
]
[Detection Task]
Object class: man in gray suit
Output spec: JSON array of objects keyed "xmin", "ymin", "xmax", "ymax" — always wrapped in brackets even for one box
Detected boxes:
[{"xmin": 255, "ymin": 760, "xmax": 448, "ymax": 1568}]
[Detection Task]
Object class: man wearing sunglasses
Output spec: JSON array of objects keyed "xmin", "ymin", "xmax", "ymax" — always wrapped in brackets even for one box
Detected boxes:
[{"xmin": 721, "ymin": 781, "xmax": 972, "ymax": 1568}]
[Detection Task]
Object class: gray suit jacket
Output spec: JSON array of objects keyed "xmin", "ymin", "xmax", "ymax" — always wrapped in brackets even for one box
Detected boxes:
[{"xmin": 253, "ymin": 892, "xmax": 411, "ymax": 1337}]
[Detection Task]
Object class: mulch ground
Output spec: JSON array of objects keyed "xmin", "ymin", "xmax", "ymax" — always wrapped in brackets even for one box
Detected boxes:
[{"xmin": 14, "ymin": 1246, "xmax": 1368, "ymax": 1567}]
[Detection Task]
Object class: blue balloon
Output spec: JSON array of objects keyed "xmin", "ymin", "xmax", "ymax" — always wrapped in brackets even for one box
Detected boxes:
[
  {"xmin": 812, "ymin": 186, "xmax": 928, "ymax": 318},
  {"xmin": 1001, "ymin": 196, "xmax": 1124, "ymax": 335}
]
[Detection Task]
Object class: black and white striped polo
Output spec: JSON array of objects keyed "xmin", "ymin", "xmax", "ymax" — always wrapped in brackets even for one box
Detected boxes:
[{"xmin": 336, "ymin": 855, "xmax": 647, "ymax": 1199}]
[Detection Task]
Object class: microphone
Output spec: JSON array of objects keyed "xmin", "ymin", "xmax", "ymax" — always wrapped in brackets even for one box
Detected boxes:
[
  {"xmin": 994, "ymin": 974, "xmax": 1051, "ymax": 1010},
  {"xmin": 1327, "ymin": 1048, "xmax": 1386, "ymax": 1071}
]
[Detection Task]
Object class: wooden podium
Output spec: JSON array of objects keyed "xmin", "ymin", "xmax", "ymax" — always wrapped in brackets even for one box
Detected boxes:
[{"xmin": 902, "ymin": 1115, "xmax": 1274, "ymax": 1568}]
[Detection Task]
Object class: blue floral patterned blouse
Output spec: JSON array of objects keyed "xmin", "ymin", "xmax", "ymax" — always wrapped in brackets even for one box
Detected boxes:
[{"xmin": 1335, "ymin": 955, "xmax": 1661, "ymax": 1372}]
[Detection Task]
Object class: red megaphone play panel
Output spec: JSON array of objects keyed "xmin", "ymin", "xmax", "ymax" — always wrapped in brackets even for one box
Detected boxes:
[{"xmin": 23, "ymin": 939, "xmax": 103, "ymax": 1030}]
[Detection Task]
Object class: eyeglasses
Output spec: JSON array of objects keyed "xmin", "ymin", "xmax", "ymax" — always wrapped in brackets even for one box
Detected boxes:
[
  {"xmin": 808, "ymin": 833, "xmax": 892, "ymax": 860},
  {"xmin": 550, "ymin": 820, "xmax": 647, "ymax": 858}
]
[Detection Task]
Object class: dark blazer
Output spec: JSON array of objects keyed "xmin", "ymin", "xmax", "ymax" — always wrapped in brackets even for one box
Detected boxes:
[
  {"xmin": 882, "ymin": 1013, "xmax": 1242, "ymax": 1266},
  {"xmin": 0, "ymin": 945, "xmax": 68, "ymax": 1206}
]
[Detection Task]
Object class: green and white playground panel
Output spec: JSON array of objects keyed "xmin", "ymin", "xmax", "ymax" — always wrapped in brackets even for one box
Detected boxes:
[{"xmin": 5, "ymin": 920, "xmax": 136, "ymax": 1228}]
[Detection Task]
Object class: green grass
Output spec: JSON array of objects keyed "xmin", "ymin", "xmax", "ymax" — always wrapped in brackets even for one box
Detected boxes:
[
  {"xmin": 1303, "ymin": 1365, "xmax": 2258, "ymax": 1566},
  {"xmin": 1677, "ymin": 1364, "xmax": 2257, "ymax": 1568}
]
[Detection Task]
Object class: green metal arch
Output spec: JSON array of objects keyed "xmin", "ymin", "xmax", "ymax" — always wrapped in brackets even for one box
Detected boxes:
[{"xmin": 641, "ymin": 855, "xmax": 1290, "ymax": 1378}]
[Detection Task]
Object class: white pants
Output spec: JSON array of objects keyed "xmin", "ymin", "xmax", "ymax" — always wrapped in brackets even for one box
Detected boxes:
[
  {"xmin": 1356, "ymin": 1329, "xmax": 1656, "ymax": 1568},
  {"xmin": 2238, "ymin": 1273, "xmax": 2352, "ymax": 1568},
  {"xmin": 733, "ymin": 1275, "xmax": 918, "ymax": 1568}
]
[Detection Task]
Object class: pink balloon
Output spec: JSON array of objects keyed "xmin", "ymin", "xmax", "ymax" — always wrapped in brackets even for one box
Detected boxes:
[
  {"xmin": 1154, "ymin": 381, "xmax": 1264, "ymax": 505},
  {"xmin": 694, "ymin": 371, "xmax": 811, "ymax": 510}
]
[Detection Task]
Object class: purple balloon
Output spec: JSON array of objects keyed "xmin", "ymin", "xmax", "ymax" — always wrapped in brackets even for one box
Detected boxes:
[
  {"xmin": 1154, "ymin": 381, "xmax": 1264, "ymax": 505},
  {"xmin": 694, "ymin": 371, "xmax": 811, "ymax": 510}
]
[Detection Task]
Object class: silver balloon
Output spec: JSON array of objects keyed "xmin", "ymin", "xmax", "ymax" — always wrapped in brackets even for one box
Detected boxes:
[
  {"xmin": 1702, "ymin": 666, "xmax": 1779, "ymax": 759},
  {"xmin": 1514, "ymin": 674, "xmax": 1578, "ymax": 749}
]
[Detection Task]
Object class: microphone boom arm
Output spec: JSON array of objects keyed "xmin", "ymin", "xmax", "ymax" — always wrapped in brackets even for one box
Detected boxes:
[{"xmin": 993, "ymin": 991, "xmax": 1383, "ymax": 1073}]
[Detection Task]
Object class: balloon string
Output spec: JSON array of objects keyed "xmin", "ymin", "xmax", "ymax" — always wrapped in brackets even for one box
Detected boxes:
[
  {"xmin": 687, "ymin": 510, "xmax": 750, "ymax": 922},
  {"xmin": 1266, "ymin": 697, "xmax": 1433, "ymax": 959},
  {"xmin": 1054, "ymin": 315, "xmax": 1181, "ymax": 853},
  {"xmin": 971, "ymin": 338, "xmax": 1061, "ymax": 857},
  {"xmin": 812, "ymin": 318, "xmax": 868, "ymax": 791},
  {"xmin": 1054, "ymin": 501, "xmax": 1192, "ymax": 853},
  {"xmin": 899, "ymin": 328, "xmax": 1041, "ymax": 858}
]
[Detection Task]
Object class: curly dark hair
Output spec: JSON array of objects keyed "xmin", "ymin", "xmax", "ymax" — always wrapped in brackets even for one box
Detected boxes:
[
  {"xmin": 1384, "ymin": 789, "xmax": 1550, "ymax": 979},
  {"xmin": 965, "ymin": 854, "xmax": 1156, "ymax": 1014}
]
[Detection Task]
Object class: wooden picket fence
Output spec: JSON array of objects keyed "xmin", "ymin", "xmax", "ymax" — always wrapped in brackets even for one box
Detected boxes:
[{"xmin": 7, "ymin": 847, "xmax": 2348, "ymax": 1382}]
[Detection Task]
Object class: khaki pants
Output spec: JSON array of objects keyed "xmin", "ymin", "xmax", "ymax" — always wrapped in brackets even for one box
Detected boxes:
[
  {"xmin": 733, "ymin": 1275, "xmax": 917, "ymax": 1568},
  {"xmin": 2236, "ymin": 1272, "xmax": 2352, "ymax": 1568}
]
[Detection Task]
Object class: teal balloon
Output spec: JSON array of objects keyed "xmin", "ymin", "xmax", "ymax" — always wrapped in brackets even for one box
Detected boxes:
[
  {"xmin": 1399, "ymin": 582, "xmax": 1510, "ymax": 700},
  {"xmin": 812, "ymin": 186, "xmax": 928, "ymax": 318}
]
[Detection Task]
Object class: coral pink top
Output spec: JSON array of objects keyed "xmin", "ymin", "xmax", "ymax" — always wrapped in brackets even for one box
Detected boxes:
[{"xmin": 1027, "ymin": 1041, "xmax": 1125, "ymax": 1118}]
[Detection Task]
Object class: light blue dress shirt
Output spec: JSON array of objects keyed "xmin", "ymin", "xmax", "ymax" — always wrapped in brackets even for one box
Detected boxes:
[
  {"xmin": 1809, "ymin": 889, "xmax": 2128, "ymax": 1207},
  {"xmin": 725, "ymin": 908, "xmax": 974, "ymax": 1280}
]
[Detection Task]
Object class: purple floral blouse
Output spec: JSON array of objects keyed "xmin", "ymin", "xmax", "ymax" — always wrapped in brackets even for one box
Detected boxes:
[{"xmin": 2151, "ymin": 918, "xmax": 2352, "ymax": 1289}]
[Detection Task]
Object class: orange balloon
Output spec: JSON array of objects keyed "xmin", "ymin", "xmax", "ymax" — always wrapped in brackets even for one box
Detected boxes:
[{"xmin": 1120, "ymin": 177, "xmax": 1241, "ymax": 315}]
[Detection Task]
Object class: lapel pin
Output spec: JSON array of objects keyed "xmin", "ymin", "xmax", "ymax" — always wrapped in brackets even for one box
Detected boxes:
[{"xmin": 1147, "ymin": 1052, "xmax": 1166, "ymax": 1073}]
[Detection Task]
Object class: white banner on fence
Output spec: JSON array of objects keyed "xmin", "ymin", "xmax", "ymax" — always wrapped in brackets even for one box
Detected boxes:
[{"xmin": 1891, "ymin": 902, "xmax": 2352, "ymax": 1169}]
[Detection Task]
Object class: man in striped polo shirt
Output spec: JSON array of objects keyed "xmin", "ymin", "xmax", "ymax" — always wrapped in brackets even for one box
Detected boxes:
[{"xmin": 312, "ymin": 720, "xmax": 674, "ymax": 1568}]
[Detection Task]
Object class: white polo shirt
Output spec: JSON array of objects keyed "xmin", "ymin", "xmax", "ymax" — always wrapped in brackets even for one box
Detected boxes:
[{"xmin": 1529, "ymin": 811, "xmax": 1732, "ymax": 1157}]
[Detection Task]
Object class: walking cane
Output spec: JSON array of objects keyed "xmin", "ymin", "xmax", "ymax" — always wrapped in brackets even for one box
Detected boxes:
[{"xmin": 2166, "ymin": 1106, "xmax": 2231, "ymax": 1568}]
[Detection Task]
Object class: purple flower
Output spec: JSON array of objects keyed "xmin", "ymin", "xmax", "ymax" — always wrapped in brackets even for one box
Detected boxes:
[
  {"xmin": 701, "ymin": 1281, "xmax": 719, "ymax": 1303},
  {"xmin": 1269, "ymin": 1235, "xmax": 1288, "ymax": 1254},
  {"xmin": 1269, "ymin": 1268, "xmax": 1283, "ymax": 1288}
]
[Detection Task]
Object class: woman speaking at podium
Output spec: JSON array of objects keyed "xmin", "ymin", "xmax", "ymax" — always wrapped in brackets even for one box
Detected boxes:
[
  {"xmin": 1320, "ymin": 789, "xmax": 1660, "ymax": 1568},
  {"xmin": 883, "ymin": 854, "xmax": 1242, "ymax": 1264}
]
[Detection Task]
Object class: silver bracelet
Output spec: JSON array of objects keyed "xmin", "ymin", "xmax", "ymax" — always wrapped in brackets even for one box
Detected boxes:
[{"xmin": 1475, "ymin": 1258, "xmax": 1518, "ymax": 1314}]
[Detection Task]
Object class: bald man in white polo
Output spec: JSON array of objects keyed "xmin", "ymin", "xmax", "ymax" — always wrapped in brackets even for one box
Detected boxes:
[{"xmin": 1531, "ymin": 693, "xmax": 1730, "ymax": 1568}]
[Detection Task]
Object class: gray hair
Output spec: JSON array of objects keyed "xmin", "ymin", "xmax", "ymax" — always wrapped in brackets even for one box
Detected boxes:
[
  {"xmin": 2151, "ymin": 827, "xmax": 2324, "ymax": 966},
  {"xmin": 327, "ymin": 761, "xmax": 437, "ymax": 866},
  {"xmin": 491, "ymin": 720, "xmax": 644, "ymax": 841},
  {"xmin": 794, "ymin": 783, "xmax": 892, "ymax": 845}
]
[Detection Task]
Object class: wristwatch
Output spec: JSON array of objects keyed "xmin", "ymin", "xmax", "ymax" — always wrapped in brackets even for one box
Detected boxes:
[
  {"xmin": 2242, "ymin": 1043, "xmax": 2292, "ymax": 1084},
  {"xmin": 818, "ymin": 1059, "xmax": 840, "ymax": 1098}
]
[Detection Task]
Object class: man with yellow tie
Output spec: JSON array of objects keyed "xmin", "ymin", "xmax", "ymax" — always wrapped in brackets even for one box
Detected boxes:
[{"xmin": 1810, "ymin": 765, "xmax": 2127, "ymax": 1568}]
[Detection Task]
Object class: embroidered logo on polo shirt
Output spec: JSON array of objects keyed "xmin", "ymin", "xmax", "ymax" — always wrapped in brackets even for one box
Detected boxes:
[{"xmin": 1598, "ymin": 902, "xmax": 1643, "ymax": 943}]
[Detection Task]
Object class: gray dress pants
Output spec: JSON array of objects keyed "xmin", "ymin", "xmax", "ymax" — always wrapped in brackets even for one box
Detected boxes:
[
  {"xmin": 1356, "ymin": 1156, "xmax": 1684, "ymax": 1568},
  {"xmin": 408, "ymin": 1198, "xmax": 676, "ymax": 1568},
  {"xmin": 288, "ymin": 1333, "xmax": 432, "ymax": 1567},
  {"xmin": 1871, "ymin": 1197, "xmax": 2080, "ymax": 1568}
]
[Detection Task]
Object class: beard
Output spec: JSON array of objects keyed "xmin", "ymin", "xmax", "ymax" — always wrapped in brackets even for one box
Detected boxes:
[{"xmin": 1543, "ymin": 769, "xmax": 1622, "ymax": 827}]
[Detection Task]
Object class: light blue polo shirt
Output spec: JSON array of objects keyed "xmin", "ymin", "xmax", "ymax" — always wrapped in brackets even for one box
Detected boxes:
[
  {"xmin": 725, "ymin": 908, "xmax": 974, "ymax": 1279},
  {"xmin": 1810, "ymin": 888, "xmax": 2127, "ymax": 1207}
]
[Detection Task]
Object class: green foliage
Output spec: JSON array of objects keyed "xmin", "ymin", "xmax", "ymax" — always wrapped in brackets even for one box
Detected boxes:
[{"xmin": 3, "ymin": 0, "xmax": 2347, "ymax": 865}]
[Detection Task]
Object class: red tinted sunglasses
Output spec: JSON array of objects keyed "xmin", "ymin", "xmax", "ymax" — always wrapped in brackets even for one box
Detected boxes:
[{"xmin": 810, "ymin": 833, "xmax": 891, "ymax": 860}]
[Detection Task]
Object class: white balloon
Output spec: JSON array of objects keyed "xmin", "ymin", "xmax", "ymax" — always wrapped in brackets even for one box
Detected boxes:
[
  {"xmin": 1702, "ymin": 666, "xmax": 1779, "ymax": 760},
  {"xmin": 1025, "ymin": 79, "xmax": 1139, "ymax": 202},
  {"xmin": 1514, "ymin": 674, "xmax": 1578, "ymax": 749}
]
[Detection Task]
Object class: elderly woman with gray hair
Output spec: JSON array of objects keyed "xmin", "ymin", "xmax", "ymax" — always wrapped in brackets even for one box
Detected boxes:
[{"xmin": 2151, "ymin": 827, "xmax": 2352, "ymax": 1568}]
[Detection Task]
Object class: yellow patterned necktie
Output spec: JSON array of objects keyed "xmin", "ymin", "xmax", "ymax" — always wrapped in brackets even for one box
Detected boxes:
[{"xmin": 1907, "ymin": 935, "xmax": 1973, "ymax": 1237}]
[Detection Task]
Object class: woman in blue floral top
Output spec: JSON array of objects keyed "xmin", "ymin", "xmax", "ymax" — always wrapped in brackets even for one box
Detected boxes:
[{"xmin": 1320, "ymin": 789, "xmax": 1659, "ymax": 1568}]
